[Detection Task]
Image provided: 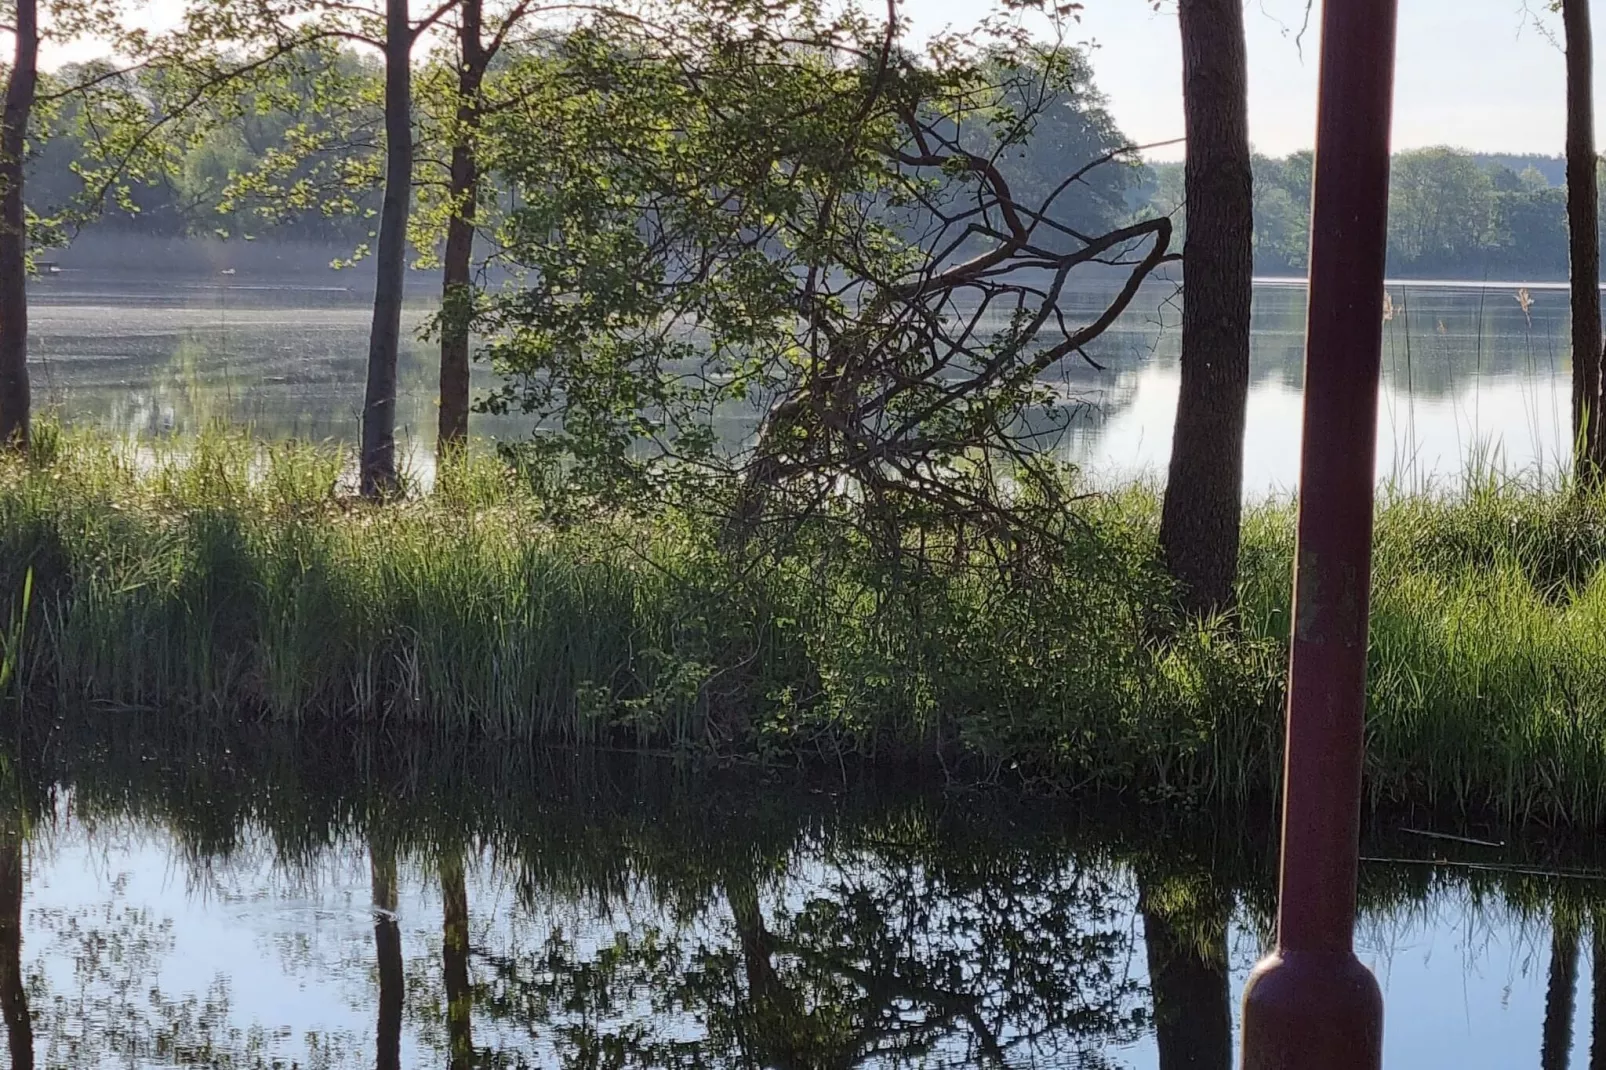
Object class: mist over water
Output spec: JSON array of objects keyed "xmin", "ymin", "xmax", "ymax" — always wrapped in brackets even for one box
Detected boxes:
[{"xmin": 24, "ymin": 265, "xmax": 1576, "ymax": 494}]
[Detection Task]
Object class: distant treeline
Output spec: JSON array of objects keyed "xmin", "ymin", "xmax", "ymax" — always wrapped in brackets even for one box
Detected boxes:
[
  {"xmin": 1143, "ymin": 149, "xmax": 1588, "ymax": 280},
  {"xmin": 28, "ymin": 44, "xmax": 1140, "ymax": 269},
  {"xmin": 31, "ymin": 48, "xmax": 1580, "ymax": 286}
]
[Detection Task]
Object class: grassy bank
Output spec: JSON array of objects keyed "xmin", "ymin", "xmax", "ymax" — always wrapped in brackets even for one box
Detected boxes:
[{"xmin": 8, "ymin": 432, "xmax": 1606, "ymax": 826}]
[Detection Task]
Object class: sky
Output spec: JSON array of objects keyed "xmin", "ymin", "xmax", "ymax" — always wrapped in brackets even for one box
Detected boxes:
[{"xmin": 906, "ymin": 0, "xmax": 1602, "ymax": 160}]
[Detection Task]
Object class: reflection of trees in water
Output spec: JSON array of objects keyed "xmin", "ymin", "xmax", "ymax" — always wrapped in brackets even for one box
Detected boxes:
[
  {"xmin": 29, "ymin": 302, "xmax": 446, "ymax": 443},
  {"xmin": 23, "ymin": 869, "xmax": 364, "ymax": 1068},
  {"xmin": 372, "ymin": 844, "xmax": 403, "ymax": 1070},
  {"xmin": 1137, "ymin": 870, "xmax": 1231, "ymax": 1070},
  {"xmin": 18, "ymin": 279, "xmax": 1581, "ymax": 473},
  {"xmin": 1543, "ymin": 919, "xmax": 1580, "ymax": 1070},
  {"xmin": 0, "ymin": 811, "xmax": 31, "ymax": 1070},
  {"xmin": 22, "ymin": 727, "xmax": 1606, "ymax": 1067},
  {"xmin": 475, "ymin": 844, "xmax": 1147, "ymax": 1068},
  {"xmin": 441, "ymin": 851, "xmax": 474, "ymax": 1070}
]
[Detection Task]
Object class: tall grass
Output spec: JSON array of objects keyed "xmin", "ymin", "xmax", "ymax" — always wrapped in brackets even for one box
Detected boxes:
[{"xmin": 16, "ymin": 431, "xmax": 1606, "ymax": 827}]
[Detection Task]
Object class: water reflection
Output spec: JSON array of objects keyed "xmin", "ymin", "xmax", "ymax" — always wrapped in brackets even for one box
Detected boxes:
[
  {"xmin": 6, "ymin": 721, "xmax": 1606, "ymax": 1066},
  {"xmin": 0, "ymin": 807, "xmax": 29, "ymax": 1070},
  {"xmin": 25, "ymin": 270, "xmax": 1587, "ymax": 494},
  {"xmin": 1544, "ymin": 922, "xmax": 1580, "ymax": 1070}
]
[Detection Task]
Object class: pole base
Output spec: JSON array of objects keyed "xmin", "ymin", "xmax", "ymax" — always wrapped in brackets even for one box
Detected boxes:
[{"xmin": 1241, "ymin": 949, "xmax": 1383, "ymax": 1070}]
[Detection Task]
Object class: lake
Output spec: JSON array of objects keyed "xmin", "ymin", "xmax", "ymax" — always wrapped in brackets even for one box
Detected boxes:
[
  {"xmin": 23, "ymin": 268, "xmax": 1580, "ymax": 493},
  {"xmin": 2, "ymin": 721, "xmax": 1603, "ymax": 1069},
  {"xmin": 11, "ymin": 270, "xmax": 1599, "ymax": 1068}
]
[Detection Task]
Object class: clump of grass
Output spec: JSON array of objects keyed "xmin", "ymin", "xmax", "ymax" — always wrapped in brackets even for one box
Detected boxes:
[
  {"xmin": 1234, "ymin": 462, "xmax": 1606, "ymax": 827},
  {"xmin": 20, "ymin": 431, "xmax": 1606, "ymax": 828}
]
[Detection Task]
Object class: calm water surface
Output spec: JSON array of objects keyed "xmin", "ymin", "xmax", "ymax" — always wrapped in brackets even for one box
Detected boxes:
[
  {"xmin": 13, "ymin": 270, "xmax": 1598, "ymax": 1066},
  {"xmin": 22, "ymin": 268, "xmax": 1580, "ymax": 493},
  {"xmin": 1, "ymin": 725, "xmax": 1603, "ymax": 1068}
]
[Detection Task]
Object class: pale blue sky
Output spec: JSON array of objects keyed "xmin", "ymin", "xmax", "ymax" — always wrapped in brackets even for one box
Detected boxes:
[{"xmin": 907, "ymin": 0, "xmax": 1599, "ymax": 159}]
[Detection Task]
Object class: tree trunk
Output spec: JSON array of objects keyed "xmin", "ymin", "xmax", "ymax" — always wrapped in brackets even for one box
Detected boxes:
[
  {"xmin": 372, "ymin": 846, "xmax": 403, "ymax": 1070},
  {"xmin": 1139, "ymin": 879, "xmax": 1231, "ymax": 1070},
  {"xmin": 1158, "ymin": 0, "xmax": 1253, "ymax": 617},
  {"xmin": 0, "ymin": 0, "xmax": 38, "ymax": 452},
  {"xmin": 1543, "ymin": 920, "xmax": 1581, "ymax": 1070},
  {"xmin": 441, "ymin": 853, "xmax": 473, "ymax": 1070},
  {"xmin": 438, "ymin": 0, "xmax": 485, "ymax": 460},
  {"xmin": 361, "ymin": 0, "xmax": 414, "ymax": 497},
  {"xmin": 1565, "ymin": 0, "xmax": 1604, "ymax": 487},
  {"xmin": 0, "ymin": 814, "xmax": 31, "ymax": 1070}
]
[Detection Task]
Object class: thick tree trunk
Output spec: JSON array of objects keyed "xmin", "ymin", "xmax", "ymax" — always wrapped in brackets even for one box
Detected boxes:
[
  {"xmin": 1543, "ymin": 920, "xmax": 1581, "ymax": 1070},
  {"xmin": 438, "ymin": 0, "xmax": 485, "ymax": 460},
  {"xmin": 1139, "ymin": 879, "xmax": 1231, "ymax": 1070},
  {"xmin": 361, "ymin": 0, "xmax": 414, "ymax": 497},
  {"xmin": 372, "ymin": 847, "xmax": 403, "ymax": 1070},
  {"xmin": 441, "ymin": 854, "xmax": 473, "ymax": 1070},
  {"xmin": 0, "ymin": 0, "xmax": 38, "ymax": 452},
  {"xmin": 0, "ymin": 815, "xmax": 31, "ymax": 1070},
  {"xmin": 1566, "ymin": 0, "xmax": 1604, "ymax": 487},
  {"xmin": 1158, "ymin": 0, "xmax": 1253, "ymax": 617}
]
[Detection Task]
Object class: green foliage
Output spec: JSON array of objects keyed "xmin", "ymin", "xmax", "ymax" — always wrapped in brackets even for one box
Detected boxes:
[
  {"xmin": 472, "ymin": 7, "xmax": 1167, "ymax": 538},
  {"xmin": 20, "ymin": 434, "xmax": 1606, "ymax": 829},
  {"xmin": 1141, "ymin": 146, "xmax": 1591, "ymax": 279}
]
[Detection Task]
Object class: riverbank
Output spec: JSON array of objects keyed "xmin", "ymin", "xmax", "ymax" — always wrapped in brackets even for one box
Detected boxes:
[{"xmin": 6, "ymin": 431, "xmax": 1606, "ymax": 827}]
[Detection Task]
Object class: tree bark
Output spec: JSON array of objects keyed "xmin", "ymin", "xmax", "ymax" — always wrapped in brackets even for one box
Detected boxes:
[
  {"xmin": 1543, "ymin": 920, "xmax": 1581, "ymax": 1070},
  {"xmin": 0, "ymin": 815, "xmax": 31, "ymax": 1070},
  {"xmin": 1158, "ymin": 0, "xmax": 1253, "ymax": 617},
  {"xmin": 361, "ymin": 0, "xmax": 414, "ymax": 497},
  {"xmin": 372, "ymin": 846, "xmax": 403, "ymax": 1070},
  {"xmin": 437, "ymin": 0, "xmax": 485, "ymax": 460},
  {"xmin": 441, "ymin": 853, "xmax": 473, "ymax": 1070},
  {"xmin": 1139, "ymin": 879, "xmax": 1231, "ymax": 1070},
  {"xmin": 1565, "ymin": 0, "xmax": 1604, "ymax": 487},
  {"xmin": 0, "ymin": 0, "xmax": 38, "ymax": 452}
]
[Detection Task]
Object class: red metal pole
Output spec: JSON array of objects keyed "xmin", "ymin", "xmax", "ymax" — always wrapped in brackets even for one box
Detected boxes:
[{"xmin": 1239, "ymin": 0, "xmax": 1398, "ymax": 1067}]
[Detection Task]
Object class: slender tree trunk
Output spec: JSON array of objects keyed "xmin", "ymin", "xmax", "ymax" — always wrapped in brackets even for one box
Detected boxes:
[
  {"xmin": 372, "ymin": 846, "xmax": 403, "ymax": 1070},
  {"xmin": 0, "ymin": 814, "xmax": 31, "ymax": 1070},
  {"xmin": 1158, "ymin": 0, "xmax": 1253, "ymax": 617},
  {"xmin": 438, "ymin": 0, "xmax": 485, "ymax": 460},
  {"xmin": 1544, "ymin": 920, "xmax": 1581, "ymax": 1070},
  {"xmin": 441, "ymin": 853, "xmax": 473, "ymax": 1070},
  {"xmin": 1565, "ymin": 0, "xmax": 1604, "ymax": 487},
  {"xmin": 1139, "ymin": 878, "xmax": 1231, "ymax": 1070},
  {"xmin": 0, "ymin": 0, "xmax": 38, "ymax": 452},
  {"xmin": 361, "ymin": 0, "xmax": 414, "ymax": 497}
]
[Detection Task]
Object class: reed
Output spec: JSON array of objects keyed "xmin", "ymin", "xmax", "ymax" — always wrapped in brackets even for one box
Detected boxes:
[{"xmin": 17, "ymin": 430, "xmax": 1606, "ymax": 828}]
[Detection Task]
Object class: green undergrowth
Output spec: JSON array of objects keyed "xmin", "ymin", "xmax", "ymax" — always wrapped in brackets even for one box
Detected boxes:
[{"xmin": 10, "ymin": 431, "xmax": 1606, "ymax": 827}]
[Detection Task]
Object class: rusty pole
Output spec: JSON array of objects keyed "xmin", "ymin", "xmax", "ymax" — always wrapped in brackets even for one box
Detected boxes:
[{"xmin": 1239, "ymin": 0, "xmax": 1398, "ymax": 1067}]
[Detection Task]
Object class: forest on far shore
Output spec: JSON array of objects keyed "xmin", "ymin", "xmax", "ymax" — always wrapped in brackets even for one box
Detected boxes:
[
  {"xmin": 1141, "ymin": 149, "xmax": 1592, "ymax": 280},
  {"xmin": 26, "ymin": 46, "xmax": 1585, "ymax": 285}
]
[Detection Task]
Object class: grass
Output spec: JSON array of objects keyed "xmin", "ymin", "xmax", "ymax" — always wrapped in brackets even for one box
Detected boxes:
[{"xmin": 14, "ymin": 429, "xmax": 1606, "ymax": 828}]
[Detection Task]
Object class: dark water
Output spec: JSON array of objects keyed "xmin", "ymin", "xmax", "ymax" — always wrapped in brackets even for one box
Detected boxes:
[
  {"xmin": 23, "ymin": 268, "xmax": 1580, "ymax": 493},
  {"xmin": 1, "ymin": 722, "xmax": 1603, "ymax": 1068}
]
